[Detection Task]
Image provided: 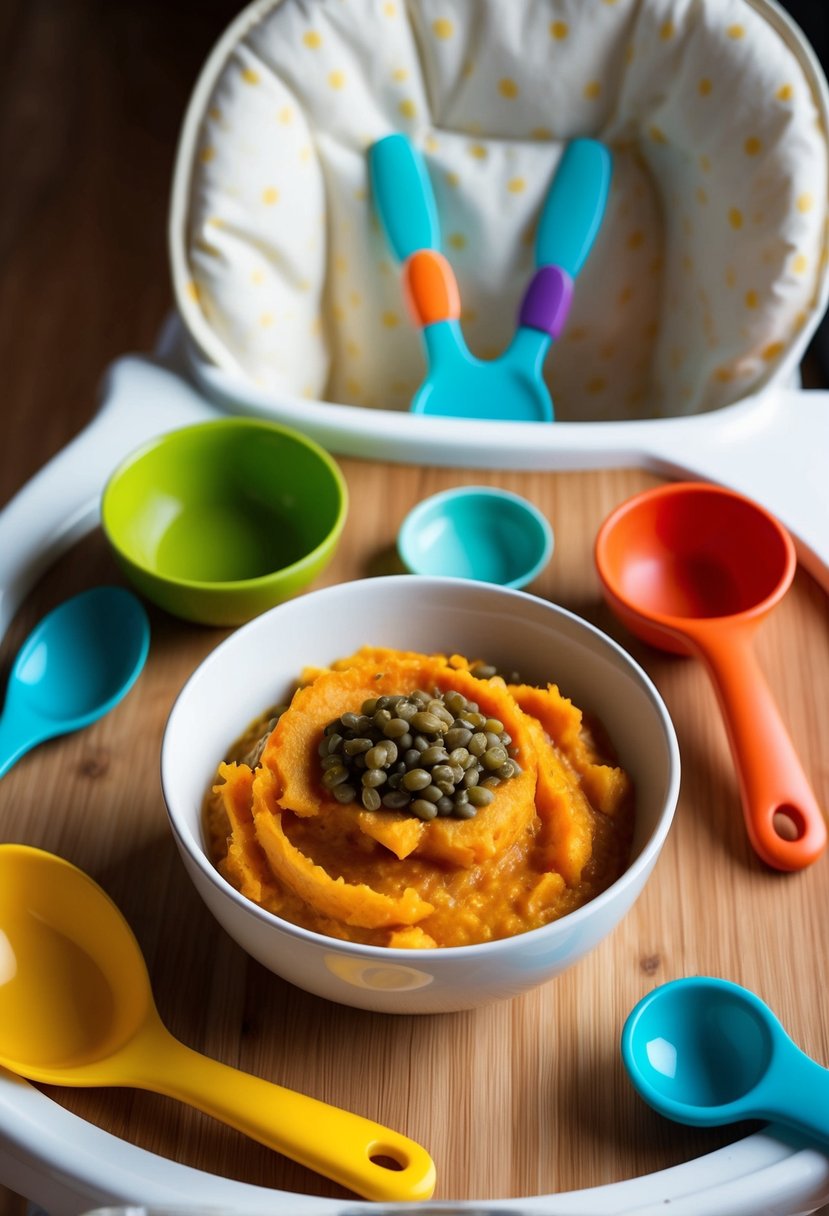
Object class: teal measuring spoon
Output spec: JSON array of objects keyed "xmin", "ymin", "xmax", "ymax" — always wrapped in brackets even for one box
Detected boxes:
[
  {"xmin": 368, "ymin": 134, "xmax": 611, "ymax": 421},
  {"xmin": 622, "ymin": 977, "xmax": 829, "ymax": 1148},
  {"xmin": 0, "ymin": 586, "xmax": 150, "ymax": 777}
]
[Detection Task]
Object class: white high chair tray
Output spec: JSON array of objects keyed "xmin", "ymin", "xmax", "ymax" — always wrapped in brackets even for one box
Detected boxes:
[
  {"xmin": 0, "ymin": 333, "xmax": 829, "ymax": 1216},
  {"xmin": 2, "ymin": 331, "xmax": 828, "ymax": 645}
]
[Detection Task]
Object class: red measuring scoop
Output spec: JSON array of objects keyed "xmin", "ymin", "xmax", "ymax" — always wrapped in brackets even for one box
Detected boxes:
[{"xmin": 595, "ymin": 481, "xmax": 826, "ymax": 871}]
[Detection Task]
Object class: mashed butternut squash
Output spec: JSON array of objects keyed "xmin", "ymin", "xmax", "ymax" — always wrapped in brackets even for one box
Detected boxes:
[{"xmin": 204, "ymin": 647, "xmax": 634, "ymax": 948}]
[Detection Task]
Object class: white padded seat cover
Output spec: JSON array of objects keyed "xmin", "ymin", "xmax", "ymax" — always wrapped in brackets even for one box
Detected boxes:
[{"xmin": 170, "ymin": 0, "xmax": 829, "ymax": 421}]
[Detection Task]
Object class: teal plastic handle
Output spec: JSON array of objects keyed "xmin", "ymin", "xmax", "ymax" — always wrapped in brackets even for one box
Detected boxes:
[
  {"xmin": 535, "ymin": 139, "xmax": 612, "ymax": 277},
  {"xmin": 369, "ymin": 134, "xmax": 440, "ymax": 261}
]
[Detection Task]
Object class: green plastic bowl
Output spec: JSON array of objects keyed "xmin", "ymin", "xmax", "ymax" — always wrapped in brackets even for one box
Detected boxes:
[{"xmin": 101, "ymin": 418, "xmax": 348, "ymax": 626}]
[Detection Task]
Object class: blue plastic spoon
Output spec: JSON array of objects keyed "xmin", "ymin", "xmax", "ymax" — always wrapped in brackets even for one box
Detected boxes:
[
  {"xmin": 622, "ymin": 977, "xmax": 829, "ymax": 1148},
  {"xmin": 0, "ymin": 586, "xmax": 150, "ymax": 778},
  {"xmin": 368, "ymin": 134, "xmax": 611, "ymax": 421}
]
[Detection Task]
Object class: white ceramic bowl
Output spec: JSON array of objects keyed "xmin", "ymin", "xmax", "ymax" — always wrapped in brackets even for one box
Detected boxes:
[{"xmin": 161, "ymin": 576, "xmax": 680, "ymax": 1014}]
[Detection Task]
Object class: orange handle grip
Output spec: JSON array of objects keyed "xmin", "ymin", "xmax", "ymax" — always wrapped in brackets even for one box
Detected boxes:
[
  {"xmin": 696, "ymin": 625, "xmax": 827, "ymax": 871},
  {"xmin": 402, "ymin": 250, "xmax": 461, "ymax": 327}
]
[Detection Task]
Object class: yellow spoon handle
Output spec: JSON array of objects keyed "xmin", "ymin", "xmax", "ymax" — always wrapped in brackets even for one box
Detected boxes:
[{"xmin": 133, "ymin": 1027, "xmax": 436, "ymax": 1202}]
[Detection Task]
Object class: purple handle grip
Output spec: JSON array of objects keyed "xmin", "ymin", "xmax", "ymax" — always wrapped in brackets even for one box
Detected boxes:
[{"xmin": 518, "ymin": 265, "xmax": 573, "ymax": 340}]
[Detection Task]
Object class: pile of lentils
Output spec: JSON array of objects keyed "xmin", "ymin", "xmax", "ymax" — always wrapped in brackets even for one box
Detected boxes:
[{"xmin": 317, "ymin": 687, "xmax": 520, "ymax": 820}]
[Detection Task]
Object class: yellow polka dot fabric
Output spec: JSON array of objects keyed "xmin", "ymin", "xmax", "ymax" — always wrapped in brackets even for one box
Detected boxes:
[{"xmin": 170, "ymin": 0, "xmax": 828, "ymax": 420}]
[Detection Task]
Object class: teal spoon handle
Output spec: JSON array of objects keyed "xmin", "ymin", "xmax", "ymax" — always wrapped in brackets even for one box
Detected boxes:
[
  {"xmin": 536, "ymin": 139, "xmax": 612, "ymax": 276},
  {"xmin": 0, "ymin": 706, "xmax": 48, "ymax": 779},
  {"xmin": 411, "ymin": 320, "xmax": 474, "ymax": 417},
  {"xmin": 758, "ymin": 1041, "xmax": 829, "ymax": 1147},
  {"xmin": 369, "ymin": 134, "xmax": 440, "ymax": 261}
]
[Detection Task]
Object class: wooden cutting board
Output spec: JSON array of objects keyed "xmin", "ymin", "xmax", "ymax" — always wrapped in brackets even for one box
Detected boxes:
[{"xmin": 0, "ymin": 459, "xmax": 827, "ymax": 1206}]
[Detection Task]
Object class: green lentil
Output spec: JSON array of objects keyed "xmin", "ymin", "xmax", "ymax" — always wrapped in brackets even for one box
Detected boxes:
[
  {"xmin": 420, "ymin": 745, "xmax": 449, "ymax": 767},
  {"xmin": 445, "ymin": 727, "xmax": 472, "ymax": 750},
  {"xmin": 322, "ymin": 765, "xmax": 349, "ymax": 788},
  {"xmin": 364, "ymin": 744, "xmax": 387, "ymax": 770},
  {"xmin": 469, "ymin": 732, "xmax": 488, "ymax": 757},
  {"xmin": 467, "ymin": 785, "xmax": 495, "ymax": 808},
  {"xmin": 482, "ymin": 745, "xmax": 508, "ymax": 770},
  {"xmin": 361, "ymin": 787, "xmax": 381, "ymax": 811},
  {"xmin": 410, "ymin": 711, "xmax": 445, "ymax": 735},
  {"xmin": 411, "ymin": 798, "xmax": 439, "ymax": 821},
  {"xmin": 454, "ymin": 801, "xmax": 477, "ymax": 819},
  {"xmin": 382, "ymin": 790, "xmax": 411, "ymax": 809},
  {"xmin": 402, "ymin": 768, "xmax": 432, "ymax": 791},
  {"xmin": 431, "ymin": 764, "xmax": 454, "ymax": 786},
  {"xmin": 343, "ymin": 737, "xmax": 372, "ymax": 756},
  {"xmin": 333, "ymin": 783, "xmax": 357, "ymax": 804},
  {"xmin": 384, "ymin": 717, "xmax": 410, "ymax": 738}
]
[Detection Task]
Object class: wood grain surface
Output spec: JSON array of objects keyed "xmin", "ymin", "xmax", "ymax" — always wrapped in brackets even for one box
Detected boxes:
[{"xmin": 1, "ymin": 2, "xmax": 829, "ymax": 1213}]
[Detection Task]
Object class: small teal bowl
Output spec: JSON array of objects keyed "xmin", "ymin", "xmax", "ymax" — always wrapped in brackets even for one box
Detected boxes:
[{"xmin": 397, "ymin": 486, "xmax": 553, "ymax": 589}]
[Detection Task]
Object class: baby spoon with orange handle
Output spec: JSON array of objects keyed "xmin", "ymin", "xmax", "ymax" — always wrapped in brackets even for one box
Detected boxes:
[
  {"xmin": 369, "ymin": 132, "xmax": 610, "ymax": 421},
  {"xmin": 0, "ymin": 844, "xmax": 436, "ymax": 1202}
]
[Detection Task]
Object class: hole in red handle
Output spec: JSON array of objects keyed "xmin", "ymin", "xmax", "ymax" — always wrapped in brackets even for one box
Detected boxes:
[{"xmin": 773, "ymin": 805, "xmax": 805, "ymax": 842}]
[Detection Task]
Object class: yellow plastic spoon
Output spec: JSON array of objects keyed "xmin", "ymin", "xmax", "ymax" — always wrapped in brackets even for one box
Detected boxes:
[{"xmin": 0, "ymin": 844, "xmax": 436, "ymax": 1202}]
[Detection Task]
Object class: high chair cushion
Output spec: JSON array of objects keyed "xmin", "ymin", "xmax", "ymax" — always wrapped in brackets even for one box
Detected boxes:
[{"xmin": 170, "ymin": 0, "xmax": 828, "ymax": 420}]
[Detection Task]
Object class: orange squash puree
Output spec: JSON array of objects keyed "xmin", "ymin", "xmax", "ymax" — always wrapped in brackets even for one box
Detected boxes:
[{"xmin": 203, "ymin": 647, "xmax": 634, "ymax": 948}]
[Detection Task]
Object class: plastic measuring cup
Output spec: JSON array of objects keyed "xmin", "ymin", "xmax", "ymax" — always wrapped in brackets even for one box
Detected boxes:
[
  {"xmin": 0, "ymin": 844, "xmax": 436, "ymax": 1202},
  {"xmin": 595, "ymin": 481, "xmax": 826, "ymax": 871},
  {"xmin": 397, "ymin": 486, "xmax": 553, "ymax": 588},
  {"xmin": 622, "ymin": 976, "xmax": 829, "ymax": 1148}
]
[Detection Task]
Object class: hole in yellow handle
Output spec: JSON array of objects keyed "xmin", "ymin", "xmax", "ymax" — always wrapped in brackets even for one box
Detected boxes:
[{"xmin": 369, "ymin": 1147, "xmax": 408, "ymax": 1171}]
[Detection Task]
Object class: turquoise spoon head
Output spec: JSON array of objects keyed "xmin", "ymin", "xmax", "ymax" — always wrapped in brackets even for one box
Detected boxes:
[
  {"xmin": 622, "ymin": 976, "xmax": 829, "ymax": 1151},
  {"xmin": 410, "ymin": 321, "xmax": 554, "ymax": 422},
  {"xmin": 0, "ymin": 586, "xmax": 150, "ymax": 777}
]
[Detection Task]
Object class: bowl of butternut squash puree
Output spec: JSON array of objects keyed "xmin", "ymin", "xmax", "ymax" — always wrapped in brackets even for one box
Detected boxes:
[{"xmin": 162, "ymin": 576, "xmax": 680, "ymax": 1013}]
